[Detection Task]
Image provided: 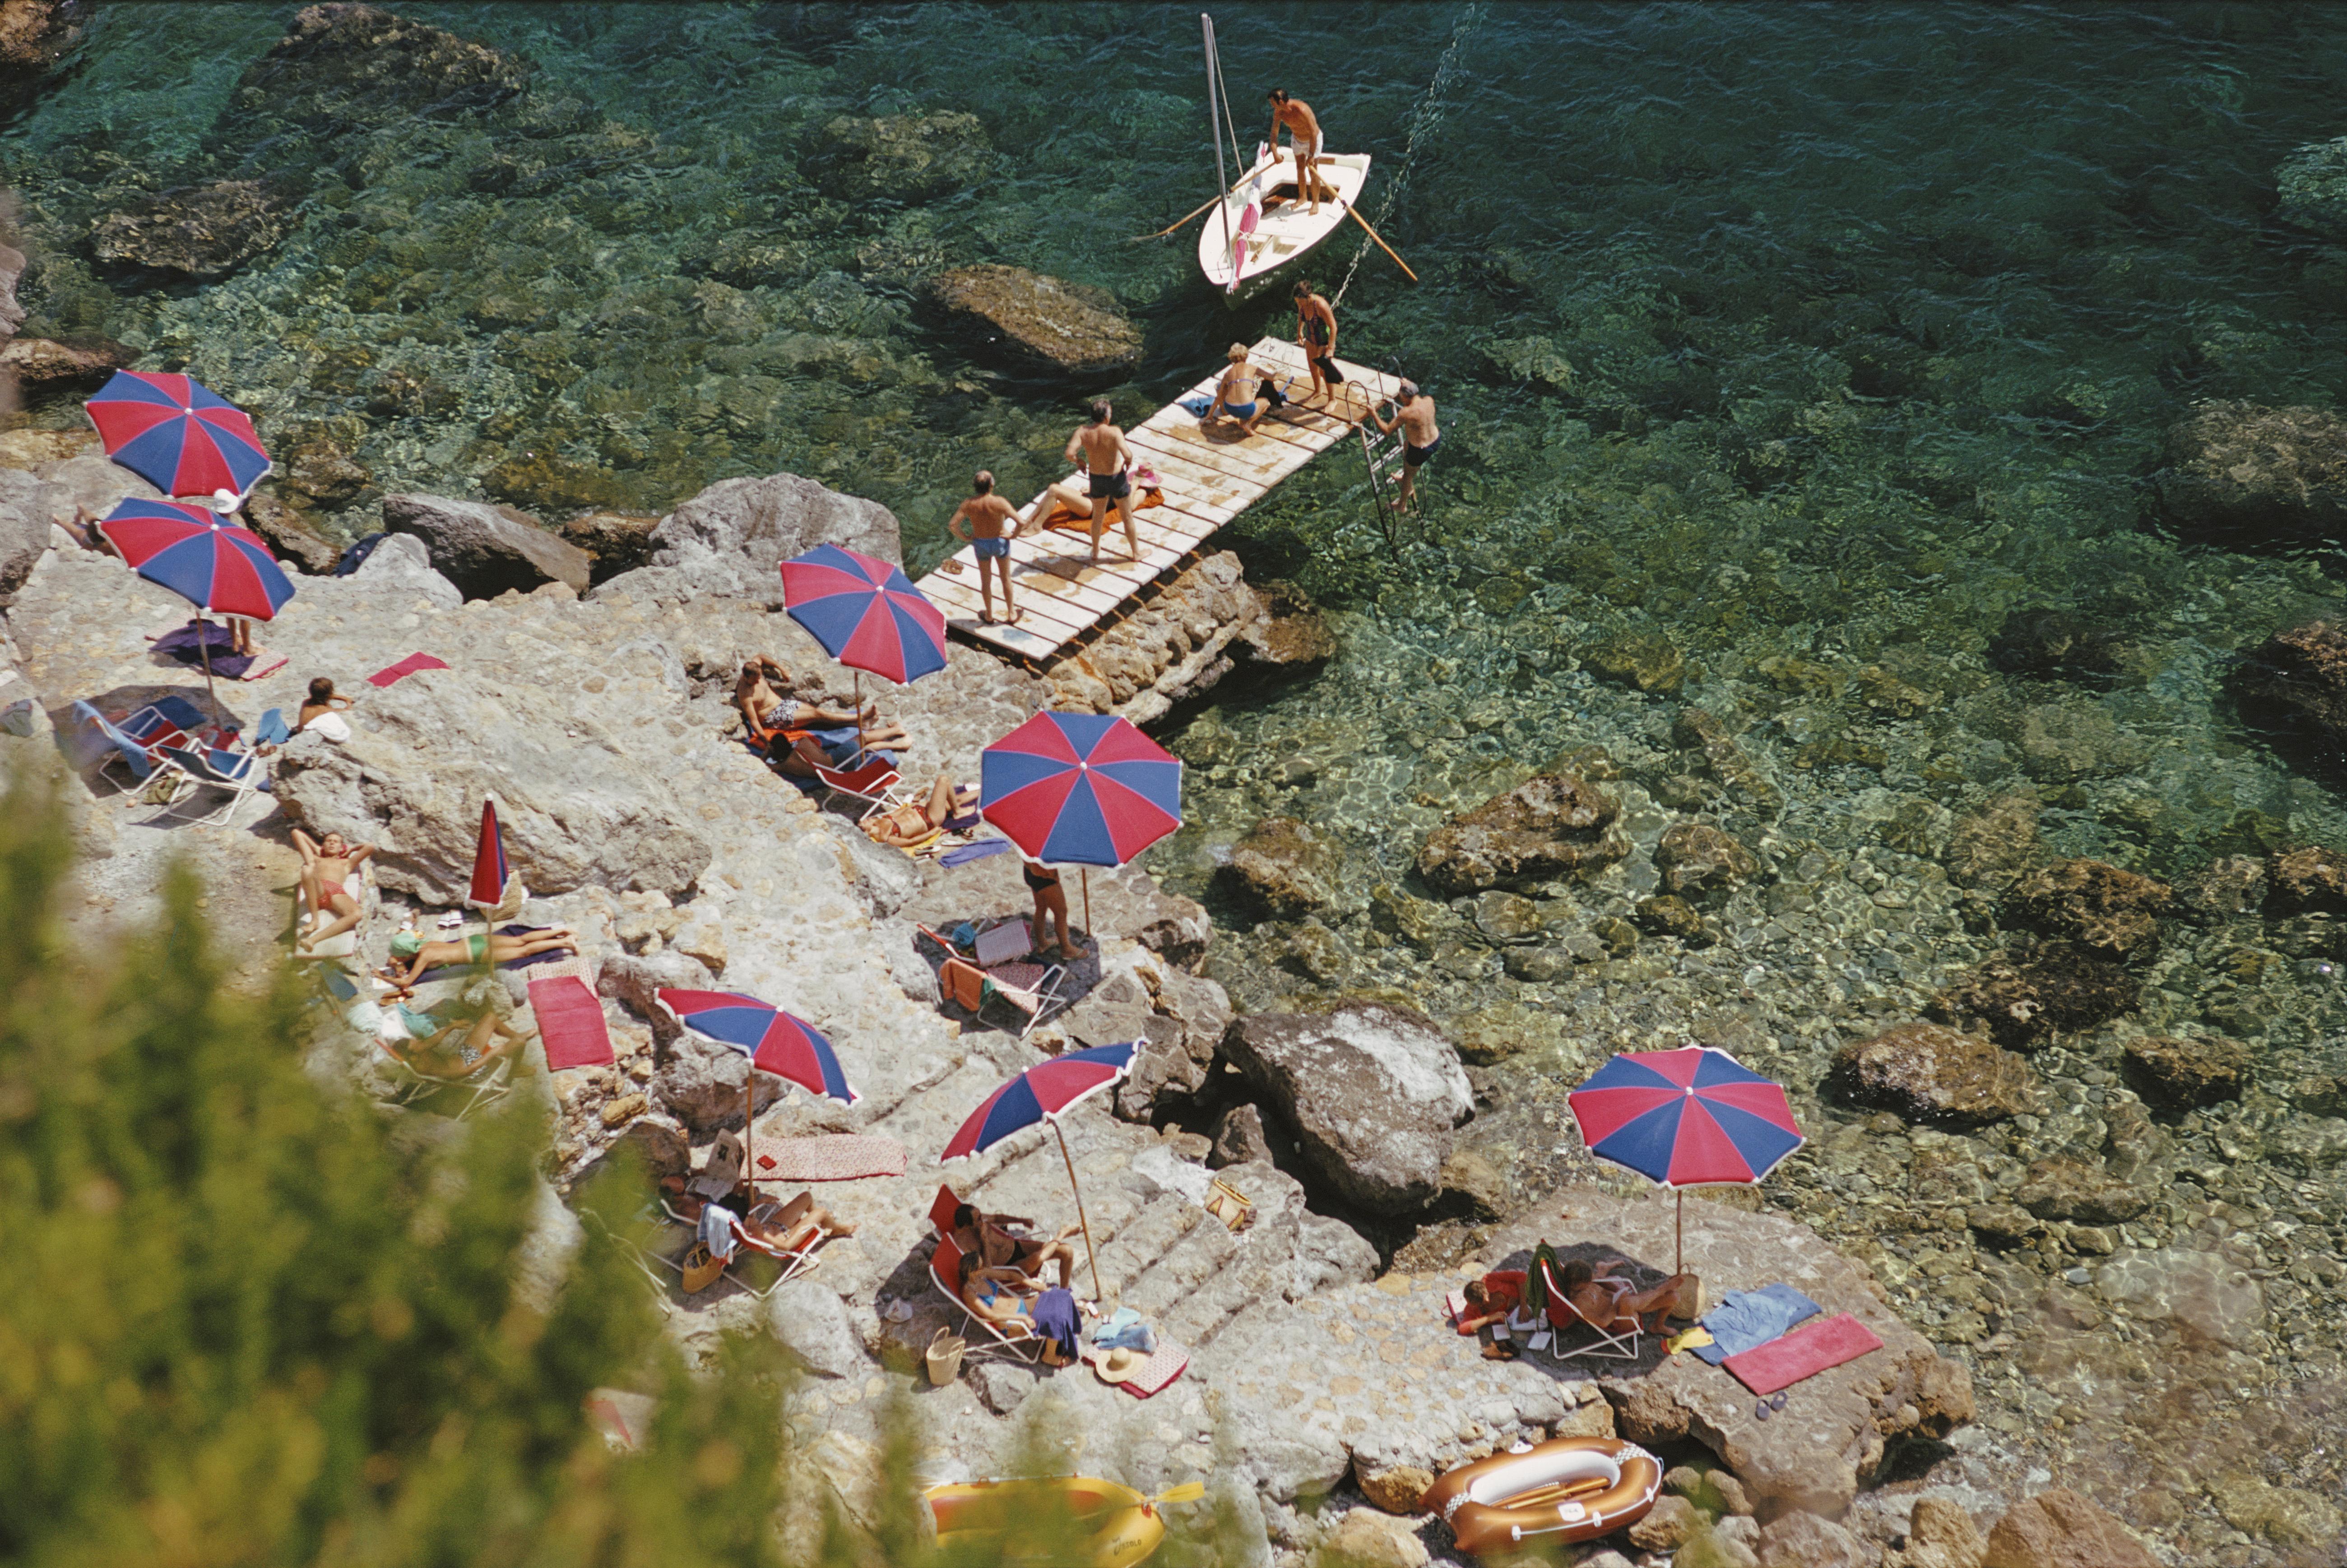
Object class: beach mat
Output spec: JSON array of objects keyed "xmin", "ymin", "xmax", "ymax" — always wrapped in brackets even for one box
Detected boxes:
[
  {"xmin": 750, "ymin": 1134, "xmax": 907, "ymax": 1183},
  {"xmin": 1111, "ymin": 1341, "xmax": 1189, "ymax": 1398},
  {"xmin": 1721, "ymin": 1312, "xmax": 1883, "ymax": 1396},
  {"xmin": 528, "ymin": 972, "xmax": 614, "ymax": 1070},
  {"xmin": 368, "ymin": 652, "xmax": 450, "ymax": 688}
]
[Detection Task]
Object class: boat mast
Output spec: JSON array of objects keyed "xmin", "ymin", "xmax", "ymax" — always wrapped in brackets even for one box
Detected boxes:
[{"xmin": 1203, "ymin": 13, "xmax": 1232, "ymax": 280}]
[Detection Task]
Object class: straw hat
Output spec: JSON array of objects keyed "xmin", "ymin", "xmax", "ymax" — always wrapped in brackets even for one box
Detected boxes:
[{"xmin": 1093, "ymin": 1346, "xmax": 1146, "ymax": 1385}]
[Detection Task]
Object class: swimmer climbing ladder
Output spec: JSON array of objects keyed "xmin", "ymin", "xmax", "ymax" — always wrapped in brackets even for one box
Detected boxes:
[{"xmin": 913, "ymin": 336, "xmax": 1402, "ymax": 665}]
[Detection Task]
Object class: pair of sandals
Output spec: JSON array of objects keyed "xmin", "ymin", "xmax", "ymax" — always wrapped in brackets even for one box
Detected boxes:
[{"xmin": 1753, "ymin": 1391, "xmax": 1791, "ymax": 1420}]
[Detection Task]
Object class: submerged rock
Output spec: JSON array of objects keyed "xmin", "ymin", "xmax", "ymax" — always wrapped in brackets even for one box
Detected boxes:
[
  {"xmin": 922, "ymin": 264, "xmax": 1141, "ymax": 379},
  {"xmin": 1998, "ymin": 858, "xmax": 2170, "ymax": 963},
  {"xmin": 1220, "ymin": 1001, "xmax": 1472, "ymax": 1212},
  {"xmin": 0, "ymin": 333, "xmax": 133, "ymax": 398},
  {"xmin": 2013, "ymin": 1156, "xmax": 2149, "ymax": 1224},
  {"xmin": 809, "ymin": 111, "xmax": 992, "ymax": 202},
  {"xmin": 1415, "ymin": 770, "xmax": 1628, "ymax": 896},
  {"xmin": 0, "ymin": 240, "xmax": 21, "ymax": 342},
  {"xmin": 2231, "ymin": 621, "xmax": 2347, "ymax": 777},
  {"xmin": 2157, "ymin": 401, "xmax": 2347, "ymax": 547},
  {"xmin": 1584, "ymin": 629, "xmax": 1685, "ymax": 694},
  {"xmin": 1987, "ymin": 607, "xmax": 2124, "ymax": 681},
  {"xmin": 1654, "ymin": 821, "xmax": 1760, "ymax": 897},
  {"xmin": 1218, "ymin": 815, "xmax": 1344, "ymax": 920},
  {"xmin": 1825, "ymin": 1021, "xmax": 2038, "ymax": 1128},
  {"xmin": 232, "ymin": 1, "xmax": 531, "ymax": 132},
  {"xmin": 0, "ymin": 0, "xmax": 86, "ymax": 118},
  {"xmin": 1944, "ymin": 793, "xmax": 2041, "ymax": 890},
  {"xmin": 1933, "ymin": 943, "xmax": 2138, "ymax": 1049},
  {"xmin": 2276, "ymin": 134, "xmax": 2347, "ymax": 237},
  {"xmin": 1980, "ymin": 1486, "xmax": 2157, "ymax": 1568},
  {"xmin": 89, "ymin": 179, "xmax": 296, "ymax": 278},
  {"xmin": 2264, "ymin": 843, "xmax": 2347, "ymax": 916},
  {"xmin": 2121, "ymin": 1033, "xmax": 2250, "ymax": 1110},
  {"xmin": 1239, "ymin": 578, "xmax": 1337, "ymax": 667},
  {"xmin": 382, "ymin": 492, "xmax": 592, "ymax": 599}
]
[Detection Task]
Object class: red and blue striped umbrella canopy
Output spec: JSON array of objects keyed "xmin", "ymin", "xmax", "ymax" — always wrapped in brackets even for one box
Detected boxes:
[
  {"xmin": 467, "ymin": 799, "xmax": 510, "ymax": 909},
  {"xmin": 1566, "ymin": 1047, "xmax": 1804, "ymax": 1188},
  {"xmin": 654, "ymin": 988, "xmax": 858, "ymax": 1104},
  {"xmin": 778, "ymin": 543, "xmax": 947, "ymax": 685},
  {"xmin": 980, "ymin": 712, "xmax": 1183, "ymax": 869},
  {"xmin": 85, "ymin": 370, "xmax": 272, "ymax": 499},
  {"xmin": 940, "ymin": 1042, "xmax": 1137, "ymax": 1162},
  {"xmin": 93, "ymin": 498, "xmax": 295, "ymax": 621}
]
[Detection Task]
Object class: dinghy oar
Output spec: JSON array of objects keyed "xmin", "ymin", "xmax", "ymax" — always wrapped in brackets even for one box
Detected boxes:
[
  {"xmin": 1345, "ymin": 204, "xmax": 1418, "ymax": 282},
  {"xmin": 1129, "ymin": 191, "xmax": 1225, "ymax": 244},
  {"xmin": 1146, "ymin": 1482, "xmax": 1208, "ymax": 1508}
]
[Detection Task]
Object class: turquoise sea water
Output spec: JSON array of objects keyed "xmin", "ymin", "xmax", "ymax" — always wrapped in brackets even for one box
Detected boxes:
[{"xmin": 12, "ymin": 5, "xmax": 2347, "ymax": 1551}]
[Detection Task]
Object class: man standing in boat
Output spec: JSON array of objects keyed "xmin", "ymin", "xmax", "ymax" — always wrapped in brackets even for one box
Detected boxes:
[
  {"xmin": 1294, "ymin": 279, "xmax": 1345, "ymax": 412},
  {"xmin": 1065, "ymin": 401, "xmax": 1141, "ymax": 568},
  {"xmin": 1266, "ymin": 89, "xmax": 1327, "ymax": 214},
  {"xmin": 1371, "ymin": 380, "xmax": 1440, "ymax": 511}
]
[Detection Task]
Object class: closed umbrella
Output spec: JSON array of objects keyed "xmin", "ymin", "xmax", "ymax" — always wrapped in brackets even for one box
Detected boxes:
[
  {"xmin": 979, "ymin": 712, "xmax": 1183, "ymax": 937},
  {"xmin": 85, "ymin": 370, "xmax": 271, "ymax": 499},
  {"xmin": 1566, "ymin": 1046, "xmax": 1804, "ymax": 1275},
  {"xmin": 940, "ymin": 1041, "xmax": 1137, "ymax": 1301},
  {"xmin": 91, "ymin": 497, "xmax": 295, "ymax": 711},
  {"xmin": 655, "ymin": 989, "xmax": 858, "ymax": 1186}
]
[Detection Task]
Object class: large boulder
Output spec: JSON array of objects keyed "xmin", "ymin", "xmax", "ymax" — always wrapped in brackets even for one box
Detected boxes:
[
  {"xmin": 2232, "ymin": 621, "xmax": 2347, "ymax": 777},
  {"xmin": 0, "ymin": 0, "xmax": 86, "ymax": 118},
  {"xmin": 272, "ymin": 656, "xmax": 712, "ymax": 903},
  {"xmin": 606, "ymin": 472, "xmax": 900, "ymax": 604},
  {"xmin": 1825, "ymin": 1022, "xmax": 2038, "ymax": 1129},
  {"xmin": 89, "ymin": 179, "xmax": 297, "ymax": 279},
  {"xmin": 0, "ymin": 335, "xmax": 135, "ymax": 399},
  {"xmin": 1415, "ymin": 771, "xmax": 1628, "ymax": 896},
  {"xmin": 1931, "ymin": 943, "xmax": 2137, "ymax": 1049},
  {"xmin": 231, "ymin": 1, "xmax": 531, "ymax": 133},
  {"xmin": 0, "ymin": 468, "xmax": 61, "ymax": 609},
  {"xmin": 808, "ymin": 111, "xmax": 991, "ymax": 202},
  {"xmin": 1220, "ymin": 1002, "xmax": 1472, "ymax": 1212},
  {"xmin": 1218, "ymin": 815, "xmax": 1344, "ymax": 919},
  {"xmin": 922, "ymin": 264, "xmax": 1141, "ymax": 379},
  {"xmin": 2157, "ymin": 402, "xmax": 2347, "ymax": 547},
  {"xmin": 1980, "ymin": 1488, "xmax": 2156, "ymax": 1568},
  {"xmin": 346, "ymin": 531, "xmax": 462, "ymax": 610},
  {"xmin": 2120, "ymin": 1033, "xmax": 2251, "ymax": 1110},
  {"xmin": 1998, "ymin": 858, "xmax": 2170, "ymax": 963},
  {"xmin": 381, "ymin": 493, "xmax": 592, "ymax": 598}
]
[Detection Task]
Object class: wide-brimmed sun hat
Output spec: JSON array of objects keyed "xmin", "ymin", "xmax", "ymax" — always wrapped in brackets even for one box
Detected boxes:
[{"xmin": 1093, "ymin": 1346, "xmax": 1146, "ymax": 1384}]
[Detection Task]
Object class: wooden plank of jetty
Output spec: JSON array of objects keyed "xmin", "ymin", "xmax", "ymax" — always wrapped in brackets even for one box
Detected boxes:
[{"xmin": 912, "ymin": 337, "xmax": 1400, "ymax": 665}]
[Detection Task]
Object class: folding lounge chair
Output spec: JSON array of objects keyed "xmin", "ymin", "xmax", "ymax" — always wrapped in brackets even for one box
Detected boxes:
[
  {"xmin": 654, "ymin": 1194, "xmax": 823, "ymax": 1300},
  {"xmin": 1537, "ymin": 1256, "xmax": 1644, "ymax": 1362},
  {"xmin": 812, "ymin": 756, "xmax": 905, "ymax": 819},
  {"xmin": 149, "ymin": 745, "xmax": 268, "ymax": 828},
  {"xmin": 69, "ymin": 700, "xmax": 184, "ymax": 786},
  {"xmin": 373, "ymin": 1035, "xmax": 514, "ymax": 1120},
  {"xmin": 926, "ymin": 1187, "xmax": 1044, "ymax": 1364},
  {"xmin": 917, "ymin": 925, "xmax": 1070, "ymax": 1042}
]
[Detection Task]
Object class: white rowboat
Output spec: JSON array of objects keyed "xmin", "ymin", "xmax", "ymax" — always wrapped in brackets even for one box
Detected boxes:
[{"xmin": 1196, "ymin": 147, "xmax": 1371, "ymax": 296}]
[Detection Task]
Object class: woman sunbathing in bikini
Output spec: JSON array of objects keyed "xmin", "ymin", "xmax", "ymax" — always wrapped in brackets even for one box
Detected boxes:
[
  {"xmin": 384, "ymin": 1006, "xmax": 535, "ymax": 1080},
  {"xmin": 953, "ymin": 1202, "xmax": 1080, "ymax": 1292},
  {"xmin": 860, "ymin": 775, "xmax": 979, "ymax": 847},
  {"xmin": 294, "ymin": 829, "xmax": 376, "ymax": 950},
  {"xmin": 733, "ymin": 1189, "xmax": 858, "ymax": 1253},
  {"xmin": 1557, "ymin": 1255, "xmax": 1693, "ymax": 1333},
  {"xmin": 378, "ymin": 925, "xmax": 579, "ymax": 992}
]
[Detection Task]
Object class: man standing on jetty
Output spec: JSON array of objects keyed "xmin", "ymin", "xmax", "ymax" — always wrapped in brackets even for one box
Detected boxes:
[
  {"xmin": 1266, "ymin": 88, "xmax": 1327, "ymax": 213},
  {"xmin": 946, "ymin": 469, "xmax": 1021, "ymax": 626},
  {"xmin": 1065, "ymin": 401, "xmax": 1140, "ymax": 568}
]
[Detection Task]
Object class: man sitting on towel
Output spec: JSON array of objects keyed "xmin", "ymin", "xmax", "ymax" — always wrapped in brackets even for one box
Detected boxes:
[
  {"xmin": 953, "ymin": 1202, "xmax": 1080, "ymax": 1292},
  {"xmin": 1456, "ymin": 1268, "xmax": 1531, "ymax": 1361},
  {"xmin": 1558, "ymin": 1255, "xmax": 1693, "ymax": 1334}
]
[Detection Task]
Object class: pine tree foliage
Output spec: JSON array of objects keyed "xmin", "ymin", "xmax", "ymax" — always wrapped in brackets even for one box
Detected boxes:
[{"xmin": 0, "ymin": 765, "xmax": 789, "ymax": 1568}]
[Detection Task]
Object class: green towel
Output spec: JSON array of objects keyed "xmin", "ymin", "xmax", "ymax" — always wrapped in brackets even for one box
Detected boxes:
[{"xmin": 1523, "ymin": 1240, "xmax": 1562, "ymax": 1318}]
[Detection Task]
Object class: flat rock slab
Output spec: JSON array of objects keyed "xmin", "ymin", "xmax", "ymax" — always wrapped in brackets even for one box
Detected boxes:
[
  {"xmin": 1465, "ymin": 1189, "xmax": 1974, "ymax": 1522},
  {"xmin": 382, "ymin": 492, "xmax": 591, "ymax": 598},
  {"xmin": 923, "ymin": 264, "xmax": 1141, "ymax": 378}
]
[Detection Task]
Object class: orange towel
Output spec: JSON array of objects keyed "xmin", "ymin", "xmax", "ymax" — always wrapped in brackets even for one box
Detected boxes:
[{"xmin": 1043, "ymin": 487, "xmax": 1165, "ymax": 532}]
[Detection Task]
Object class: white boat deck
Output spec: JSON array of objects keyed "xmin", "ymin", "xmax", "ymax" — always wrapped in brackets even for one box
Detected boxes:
[{"xmin": 913, "ymin": 338, "xmax": 1404, "ymax": 665}]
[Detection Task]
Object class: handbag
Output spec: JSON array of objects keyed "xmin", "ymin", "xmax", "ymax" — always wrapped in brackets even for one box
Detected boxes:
[
  {"xmin": 1204, "ymin": 1179, "xmax": 1254, "ymax": 1233},
  {"xmin": 926, "ymin": 1327, "xmax": 966, "ymax": 1386},
  {"xmin": 681, "ymin": 1241, "xmax": 725, "ymax": 1294}
]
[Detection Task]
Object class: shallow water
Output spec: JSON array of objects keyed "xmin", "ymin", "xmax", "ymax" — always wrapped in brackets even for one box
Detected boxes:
[{"xmin": 10, "ymin": 3, "xmax": 2347, "ymax": 1555}]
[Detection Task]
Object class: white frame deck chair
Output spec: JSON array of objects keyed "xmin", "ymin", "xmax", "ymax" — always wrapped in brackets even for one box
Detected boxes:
[
  {"xmin": 811, "ymin": 755, "xmax": 906, "ymax": 819},
  {"xmin": 372, "ymin": 1027, "xmax": 515, "ymax": 1120},
  {"xmin": 148, "ymin": 744, "xmax": 268, "ymax": 828},
  {"xmin": 654, "ymin": 1195, "xmax": 825, "ymax": 1301},
  {"xmin": 924, "ymin": 1188, "xmax": 1043, "ymax": 1364},
  {"xmin": 1538, "ymin": 1256, "xmax": 1644, "ymax": 1363}
]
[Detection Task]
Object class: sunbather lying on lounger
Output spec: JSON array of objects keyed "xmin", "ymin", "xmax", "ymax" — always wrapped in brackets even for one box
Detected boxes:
[
  {"xmin": 953, "ymin": 1201, "xmax": 1081, "ymax": 1291},
  {"xmin": 734, "ymin": 1189, "xmax": 858, "ymax": 1253},
  {"xmin": 1558, "ymin": 1255, "xmax": 1693, "ymax": 1333},
  {"xmin": 385, "ymin": 1007, "xmax": 535, "ymax": 1080},
  {"xmin": 861, "ymin": 775, "xmax": 980, "ymax": 847},
  {"xmin": 294, "ymin": 829, "xmax": 377, "ymax": 950},
  {"xmin": 769, "ymin": 723, "xmax": 910, "ymax": 778},
  {"xmin": 735, "ymin": 656, "xmax": 868, "ymax": 738},
  {"xmin": 377, "ymin": 925, "xmax": 578, "ymax": 991}
]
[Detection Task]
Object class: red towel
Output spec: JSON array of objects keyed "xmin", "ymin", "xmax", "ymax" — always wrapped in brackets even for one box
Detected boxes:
[
  {"xmin": 1721, "ymin": 1312, "xmax": 1884, "ymax": 1396},
  {"xmin": 528, "ymin": 974, "xmax": 614, "ymax": 1069},
  {"xmin": 367, "ymin": 652, "xmax": 450, "ymax": 688}
]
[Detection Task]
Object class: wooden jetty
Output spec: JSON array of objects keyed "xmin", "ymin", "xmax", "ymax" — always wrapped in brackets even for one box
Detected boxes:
[{"xmin": 913, "ymin": 337, "xmax": 1405, "ymax": 665}]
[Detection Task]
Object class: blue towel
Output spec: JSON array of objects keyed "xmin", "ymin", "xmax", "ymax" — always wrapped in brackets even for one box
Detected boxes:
[
  {"xmin": 938, "ymin": 838, "xmax": 1011, "ymax": 869},
  {"xmin": 1180, "ymin": 394, "xmax": 1214, "ymax": 417},
  {"xmin": 1097, "ymin": 1320, "xmax": 1156, "ymax": 1354},
  {"xmin": 1032, "ymin": 1287, "xmax": 1081, "ymax": 1361},
  {"xmin": 253, "ymin": 708, "xmax": 290, "ymax": 747},
  {"xmin": 1090, "ymin": 1306, "xmax": 1141, "ymax": 1346},
  {"xmin": 1693, "ymin": 1283, "xmax": 1822, "ymax": 1364}
]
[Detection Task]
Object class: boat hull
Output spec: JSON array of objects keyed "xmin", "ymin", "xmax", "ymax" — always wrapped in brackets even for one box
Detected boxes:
[
  {"xmin": 925, "ymin": 1477, "xmax": 1168, "ymax": 1568},
  {"xmin": 1418, "ymin": 1436, "xmax": 1664, "ymax": 1556},
  {"xmin": 1197, "ymin": 149, "xmax": 1370, "ymax": 296}
]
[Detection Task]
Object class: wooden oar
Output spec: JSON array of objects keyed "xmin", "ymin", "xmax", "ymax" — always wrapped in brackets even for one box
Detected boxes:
[
  {"xmin": 1345, "ymin": 204, "xmax": 1419, "ymax": 282},
  {"xmin": 1504, "ymin": 1476, "xmax": 1612, "ymax": 1510},
  {"xmin": 1128, "ymin": 191, "xmax": 1226, "ymax": 244}
]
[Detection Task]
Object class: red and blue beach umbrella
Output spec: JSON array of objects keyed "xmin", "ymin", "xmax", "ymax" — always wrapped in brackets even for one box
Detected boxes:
[
  {"xmin": 938, "ymin": 1041, "xmax": 1137, "ymax": 1300},
  {"xmin": 93, "ymin": 498, "xmax": 295, "ymax": 621},
  {"xmin": 85, "ymin": 370, "xmax": 272, "ymax": 499},
  {"xmin": 467, "ymin": 799, "xmax": 510, "ymax": 910},
  {"xmin": 654, "ymin": 989, "xmax": 859, "ymax": 1105},
  {"xmin": 1567, "ymin": 1045, "xmax": 1804, "ymax": 1272},
  {"xmin": 979, "ymin": 712, "xmax": 1183, "ymax": 870},
  {"xmin": 778, "ymin": 543, "xmax": 948, "ymax": 686}
]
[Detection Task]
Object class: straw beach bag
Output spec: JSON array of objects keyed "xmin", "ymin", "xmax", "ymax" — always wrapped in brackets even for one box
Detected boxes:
[{"xmin": 926, "ymin": 1327, "xmax": 966, "ymax": 1386}]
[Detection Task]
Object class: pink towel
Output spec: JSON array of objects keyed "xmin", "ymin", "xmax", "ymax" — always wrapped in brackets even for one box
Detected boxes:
[
  {"xmin": 528, "ymin": 974, "xmax": 614, "ymax": 1069},
  {"xmin": 239, "ymin": 650, "xmax": 288, "ymax": 682},
  {"xmin": 1116, "ymin": 1342, "xmax": 1189, "ymax": 1398},
  {"xmin": 750, "ymin": 1135, "xmax": 907, "ymax": 1183},
  {"xmin": 367, "ymin": 652, "xmax": 450, "ymax": 688},
  {"xmin": 1721, "ymin": 1312, "xmax": 1883, "ymax": 1396}
]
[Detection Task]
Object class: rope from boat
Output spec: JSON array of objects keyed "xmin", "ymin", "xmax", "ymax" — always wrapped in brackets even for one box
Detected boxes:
[{"xmin": 1330, "ymin": 1, "xmax": 1483, "ymax": 312}]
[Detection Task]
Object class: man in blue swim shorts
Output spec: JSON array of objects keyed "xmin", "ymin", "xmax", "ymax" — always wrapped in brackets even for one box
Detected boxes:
[{"xmin": 947, "ymin": 468, "xmax": 1023, "ymax": 626}]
